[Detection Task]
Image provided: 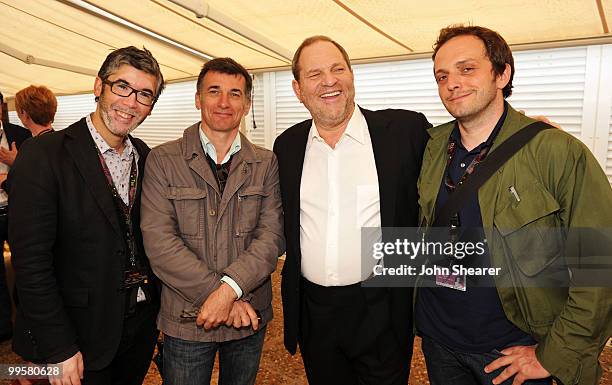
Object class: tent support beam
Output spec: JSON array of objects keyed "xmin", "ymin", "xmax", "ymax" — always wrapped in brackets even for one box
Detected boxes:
[
  {"xmin": 595, "ymin": 0, "xmax": 609, "ymax": 33},
  {"xmin": 0, "ymin": 42, "xmax": 98, "ymax": 76},
  {"xmin": 332, "ymin": 0, "xmax": 413, "ymax": 53},
  {"xmin": 60, "ymin": 0, "xmax": 215, "ymax": 61},
  {"xmin": 167, "ymin": 0, "xmax": 293, "ymax": 61}
]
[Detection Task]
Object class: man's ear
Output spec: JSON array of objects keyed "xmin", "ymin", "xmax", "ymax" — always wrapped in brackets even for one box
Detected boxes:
[
  {"xmin": 496, "ymin": 63, "xmax": 511, "ymax": 90},
  {"xmin": 195, "ymin": 92, "xmax": 202, "ymax": 110},
  {"xmin": 243, "ymin": 98, "xmax": 252, "ymax": 117},
  {"xmin": 292, "ymin": 79, "xmax": 303, "ymax": 103},
  {"xmin": 94, "ymin": 76, "xmax": 103, "ymax": 98}
]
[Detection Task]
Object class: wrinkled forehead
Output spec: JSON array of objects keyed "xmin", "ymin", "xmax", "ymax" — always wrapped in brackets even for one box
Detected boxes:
[{"xmin": 300, "ymin": 42, "xmax": 349, "ymax": 71}]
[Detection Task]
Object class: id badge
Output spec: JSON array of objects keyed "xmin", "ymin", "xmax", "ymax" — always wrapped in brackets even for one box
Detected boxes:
[
  {"xmin": 123, "ymin": 270, "xmax": 149, "ymax": 290},
  {"xmin": 435, "ymin": 272, "xmax": 467, "ymax": 291}
]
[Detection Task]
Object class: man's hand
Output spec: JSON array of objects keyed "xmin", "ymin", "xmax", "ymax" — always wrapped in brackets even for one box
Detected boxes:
[
  {"xmin": 518, "ymin": 110, "xmax": 561, "ymax": 129},
  {"xmin": 225, "ymin": 300, "xmax": 260, "ymax": 331},
  {"xmin": 484, "ymin": 345, "xmax": 550, "ymax": 385},
  {"xmin": 530, "ymin": 115, "xmax": 560, "ymax": 129},
  {"xmin": 196, "ymin": 282, "xmax": 237, "ymax": 329},
  {"xmin": 50, "ymin": 351, "xmax": 84, "ymax": 385},
  {"xmin": 0, "ymin": 142, "xmax": 18, "ymax": 167}
]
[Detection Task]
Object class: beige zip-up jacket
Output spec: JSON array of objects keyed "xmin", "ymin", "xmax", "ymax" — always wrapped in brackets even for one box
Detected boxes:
[{"xmin": 141, "ymin": 123, "xmax": 284, "ymax": 342}]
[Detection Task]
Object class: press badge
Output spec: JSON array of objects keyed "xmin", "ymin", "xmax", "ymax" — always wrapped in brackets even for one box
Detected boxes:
[{"xmin": 435, "ymin": 272, "xmax": 467, "ymax": 291}]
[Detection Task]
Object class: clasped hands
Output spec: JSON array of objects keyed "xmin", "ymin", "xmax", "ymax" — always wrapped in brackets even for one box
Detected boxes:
[{"xmin": 196, "ymin": 282, "xmax": 260, "ymax": 331}]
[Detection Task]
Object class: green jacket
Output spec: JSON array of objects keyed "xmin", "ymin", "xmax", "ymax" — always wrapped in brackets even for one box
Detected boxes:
[{"xmin": 417, "ymin": 105, "xmax": 612, "ymax": 385}]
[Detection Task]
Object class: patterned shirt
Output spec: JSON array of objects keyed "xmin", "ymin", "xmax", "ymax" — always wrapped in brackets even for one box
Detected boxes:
[{"xmin": 86, "ymin": 114, "xmax": 139, "ymax": 206}]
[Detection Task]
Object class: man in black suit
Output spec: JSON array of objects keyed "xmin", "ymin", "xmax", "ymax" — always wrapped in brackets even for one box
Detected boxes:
[
  {"xmin": 8, "ymin": 46, "xmax": 164, "ymax": 385},
  {"xmin": 0, "ymin": 90, "xmax": 31, "ymax": 342},
  {"xmin": 273, "ymin": 36, "xmax": 430, "ymax": 385}
]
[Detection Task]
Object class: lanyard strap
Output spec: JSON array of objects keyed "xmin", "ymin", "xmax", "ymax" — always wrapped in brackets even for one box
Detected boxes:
[
  {"xmin": 35, "ymin": 128, "xmax": 53, "ymax": 137},
  {"xmin": 433, "ymin": 121, "xmax": 553, "ymax": 228},
  {"xmin": 96, "ymin": 148, "xmax": 139, "ymax": 268},
  {"xmin": 96, "ymin": 148, "xmax": 137, "ymax": 215},
  {"xmin": 444, "ymin": 138, "xmax": 491, "ymax": 193}
]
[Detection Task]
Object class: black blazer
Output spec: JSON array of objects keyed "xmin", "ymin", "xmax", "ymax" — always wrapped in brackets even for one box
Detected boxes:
[
  {"xmin": 8, "ymin": 118, "xmax": 157, "ymax": 369},
  {"xmin": 0, "ymin": 122, "xmax": 31, "ymax": 192},
  {"xmin": 2, "ymin": 121, "xmax": 31, "ymax": 149},
  {"xmin": 273, "ymin": 107, "xmax": 431, "ymax": 354}
]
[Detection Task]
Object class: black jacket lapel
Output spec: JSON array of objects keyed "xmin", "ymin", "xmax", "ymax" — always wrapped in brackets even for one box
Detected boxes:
[
  {"xmin": 361, "ymin": 107, "xmax": 398, "ymax": 228},
  {"xmin": 63, "ymin": 118, "xmax": 122, "ymax": 238},
  {"xmin": 280, "ymin": 120, "xmax": 310, "ymax": 266},
  {"xmin": 132, "ymin": 137, "xmax": 149, "ymax": 209}
]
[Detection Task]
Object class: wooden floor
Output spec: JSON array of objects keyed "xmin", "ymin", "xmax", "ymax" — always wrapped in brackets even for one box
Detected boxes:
[{"xmin": 1, "ymin": 258, "xmax": 610, "ymax": 385}]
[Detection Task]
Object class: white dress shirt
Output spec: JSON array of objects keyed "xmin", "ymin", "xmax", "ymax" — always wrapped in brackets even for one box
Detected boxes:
[{"xmin": 300, "ymin": 106, "xmax": 381, "ymax": 286}]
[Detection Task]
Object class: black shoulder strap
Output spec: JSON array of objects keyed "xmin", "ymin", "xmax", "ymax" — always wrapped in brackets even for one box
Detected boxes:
[{"xmin": 432, "ymin": 121, "xmax": 553, "ymax": 227}]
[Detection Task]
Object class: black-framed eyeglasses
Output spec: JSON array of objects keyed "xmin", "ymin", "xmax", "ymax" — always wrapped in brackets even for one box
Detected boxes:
[{"xmin": 103, "ymin": 80, "xmax": 157, "ymax": 106}]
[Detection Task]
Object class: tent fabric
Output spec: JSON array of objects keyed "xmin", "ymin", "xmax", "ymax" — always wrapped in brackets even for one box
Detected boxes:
[{"xmin": 1, "ymin": 0, "xmax": 610, "ymax": 98}]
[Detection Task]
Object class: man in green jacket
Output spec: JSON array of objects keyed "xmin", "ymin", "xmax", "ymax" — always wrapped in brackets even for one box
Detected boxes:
[{"xmin": 415, "ymin": 25, "xmax": 612, "ymax": 385}]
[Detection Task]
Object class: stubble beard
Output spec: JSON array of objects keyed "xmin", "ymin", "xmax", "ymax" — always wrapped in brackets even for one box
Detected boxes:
[{"xmin": 99, "ymin": 95, "xmax": 143, "ymax": 138}]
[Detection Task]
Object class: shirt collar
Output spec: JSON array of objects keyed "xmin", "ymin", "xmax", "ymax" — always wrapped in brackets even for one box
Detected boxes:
[
  {"xmin": 309, "ymin": 104, "xmax": 367, "ymax": 145},
  {"xmin": 86, "ymin": 113, "xmax": 135, "ymax": 159},
  {"xmin": 198, "ymin": 123, "xmax": 241, "ymax": 165},
  {"xmin": 451, "ymin": 101, "xmax": 508, "ymax": 153}
]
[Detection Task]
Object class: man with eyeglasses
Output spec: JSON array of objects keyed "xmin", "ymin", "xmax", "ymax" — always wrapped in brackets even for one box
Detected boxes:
[
  {"xmin": 8, "ymin": 46, "xmax": 164, "ymax": 385},
  {"xmin": 140, "ymin": 57, "xmax": 283, "ymax": 385}
]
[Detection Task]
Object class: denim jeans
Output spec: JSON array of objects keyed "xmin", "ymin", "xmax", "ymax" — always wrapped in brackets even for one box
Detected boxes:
[
  {"xmin": 163, "ymin": 326, "xmax": 266, "ymax": 385},
  {"xmin": 422, "ymin": 335, "xmax": 553, "ymax": 385}
]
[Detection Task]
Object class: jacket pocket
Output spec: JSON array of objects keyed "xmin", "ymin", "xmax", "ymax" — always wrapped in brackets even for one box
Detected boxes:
[
  {"xmin": 238, "ymin": 186, "xmax": 268, "ymax": 233},
  {"xmin": 493, "ymin": 182, "xmax": 563, "ymax": 277},
  {"xmin": 165, "ymin": 186, "xmax": 207, "ymax": 236}
]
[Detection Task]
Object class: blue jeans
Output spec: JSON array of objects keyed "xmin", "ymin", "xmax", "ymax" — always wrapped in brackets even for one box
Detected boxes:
[
  {"xmin": 163, "ymin": 326, "xmax": 266, "ymax": 385},
  {"xmin": 422, "ymin": 335, "xmax": 553, "ymax": 385}
]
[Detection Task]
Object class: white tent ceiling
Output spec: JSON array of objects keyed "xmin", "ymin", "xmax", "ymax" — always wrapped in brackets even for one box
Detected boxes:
[{"xmin": 1, "ymin": 0, "xmax": 610, "ymax": 98}]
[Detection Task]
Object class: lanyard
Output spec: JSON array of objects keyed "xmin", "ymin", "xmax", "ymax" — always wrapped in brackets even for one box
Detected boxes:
[
  {"xmin": 444, "ymin": 138, "xmax": 491, "ymax": 193},
  {"xmin": 442, "ymin": 136, "xmax": 492, "ymax": 234},
  {"xmin": 96, "ymin": 148, "xmax": 137, "ymax": 214},
  {"xmin": 35, "ymin": 128, "xmax": 53, "ymax": 137},
  {"xmin": 96, "ymin": 147, "xmax": 138, "ymax": 268}
]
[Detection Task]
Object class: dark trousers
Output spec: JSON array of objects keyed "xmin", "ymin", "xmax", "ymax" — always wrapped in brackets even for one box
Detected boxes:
[
  {"xmin": 298, "ymin": 278, "xmax": 411, "ymax": 385},
  {"xmin": 0, "ymin": 211, "xmax": 13, "ymax": 338},
  {"xmin": 422, "ymin": 335, "xmax": 553, "ymax": 385},
  {"xmin": 83, "ymin": 302, "xmax": 159, "ymax": 385}
]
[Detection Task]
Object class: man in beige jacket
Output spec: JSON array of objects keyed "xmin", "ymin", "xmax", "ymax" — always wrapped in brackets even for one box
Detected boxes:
[{"xmin": 140, "ymin": 57, "xmax": 284, "ymax": 385}]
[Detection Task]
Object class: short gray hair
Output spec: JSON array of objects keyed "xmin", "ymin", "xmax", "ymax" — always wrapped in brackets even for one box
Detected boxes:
[{"xmin": 97, "ymin": 46, "xmax": 165, "ymax": 98}]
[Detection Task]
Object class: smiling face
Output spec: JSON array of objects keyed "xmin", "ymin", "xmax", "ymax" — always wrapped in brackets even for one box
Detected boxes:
[
  {"xmin": 196, "ymin": 71, "xmax": 251, "ymax": 136},
  {"xmin": 434, "ymin": 35, "xmax": 510, "ymax": 124},
  {"xmin": 292, "ymin": 40, "xmax": 355, "ymax": 131},
  {"xmin": 93, "ymin": 64, "xmax": 156, "ymax": 140}
]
